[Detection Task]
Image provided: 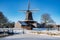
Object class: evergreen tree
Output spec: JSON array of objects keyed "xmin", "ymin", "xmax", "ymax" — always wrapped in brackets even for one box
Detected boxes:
[{"xmin": 0, "ymin": 12, "xmax": 8, "ymax": 28}]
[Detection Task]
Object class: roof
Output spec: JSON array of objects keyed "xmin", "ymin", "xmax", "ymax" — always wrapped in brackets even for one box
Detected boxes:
[
  {"xmin": 18, "ymin": 21, "xmax": 28, "ymax": 26},
  {"xmin": 18, "ymin": 21, "xmax": 35, "ymax": 28}
]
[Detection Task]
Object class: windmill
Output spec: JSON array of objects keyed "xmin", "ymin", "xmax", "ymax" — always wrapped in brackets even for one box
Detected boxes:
[
  {"xmin": 15, "ymin": 0, "xmax": 40, "ymax": 30},
  {"xmin": 19, "ymin": 0, "xmax": 39, "ymax": 21}
]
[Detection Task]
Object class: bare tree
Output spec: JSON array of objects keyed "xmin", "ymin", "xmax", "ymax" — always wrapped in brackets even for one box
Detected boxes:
[
  {"xmin": 7, "ymin": 22, "xmax": 15, "ymax": 28},
  {"xmin": 41, "ymin": 13, "xmax": 55, "ymax": 28}
]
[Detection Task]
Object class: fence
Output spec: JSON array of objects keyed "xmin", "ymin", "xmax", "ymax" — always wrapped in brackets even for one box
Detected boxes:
[{"xmin": 0, "ymin": 28, "xmax": 60, "ymax": 34}]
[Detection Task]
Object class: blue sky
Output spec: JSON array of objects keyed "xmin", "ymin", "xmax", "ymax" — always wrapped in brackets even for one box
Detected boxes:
[{"xmin": 0, "ymin": 0, "xmax": 60, "ymax": 24}]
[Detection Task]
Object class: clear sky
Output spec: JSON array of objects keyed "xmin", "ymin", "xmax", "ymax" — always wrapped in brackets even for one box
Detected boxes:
[{"xmin": 0, "ymin": 0, "xmax": 60, "ymax": 24}]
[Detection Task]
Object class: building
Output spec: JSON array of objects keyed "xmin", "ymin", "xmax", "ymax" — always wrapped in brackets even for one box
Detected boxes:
[{"xmin": 15, "ymin": 21, "xmax": 38, "ymax": 30}]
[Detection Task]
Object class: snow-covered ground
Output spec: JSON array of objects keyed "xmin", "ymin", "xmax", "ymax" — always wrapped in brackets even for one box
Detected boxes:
[
  {"xmin": 0, "ymin": 34, "xmax": 60, "ymax": 40},
  {"xmin": 0, "ymin": 28, "xmax": 60, "ymax": 40}
]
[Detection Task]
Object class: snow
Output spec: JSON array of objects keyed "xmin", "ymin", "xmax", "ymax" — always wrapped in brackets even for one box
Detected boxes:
[
  {"xmin": 0, "ymin": 34, "xmax": 60, "ymax": 40},
  {"xmin": 0, "ymin": 28, "xmax": 60, "ymax": 40}
]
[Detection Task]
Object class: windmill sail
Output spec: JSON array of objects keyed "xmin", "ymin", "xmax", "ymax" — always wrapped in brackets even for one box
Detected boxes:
[
  {"xmin": 28, "ymin": 0, "xmax": 30, "ymax": 10},
  {"xmin": 19, "ymin": 0, "xmax": 39, "ymax": 21}
]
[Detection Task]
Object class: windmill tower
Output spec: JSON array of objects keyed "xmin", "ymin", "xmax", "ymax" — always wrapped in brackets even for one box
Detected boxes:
[
  {"xmin": 19, "ymin": 0, "xmax": 39, "ymax": 23},
  {"xmin": 25, "ymin": 0, "xmax": 33, "ymax": 21}
]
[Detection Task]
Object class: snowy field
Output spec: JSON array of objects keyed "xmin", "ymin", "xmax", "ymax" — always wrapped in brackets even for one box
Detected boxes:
[
  {"xmin": 0, "ymin": 34, "xmax": 60, "ymax": 40},
  {"xmin": 0, "ymin": 28, "xmax": 60, "ymax": 40}
]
